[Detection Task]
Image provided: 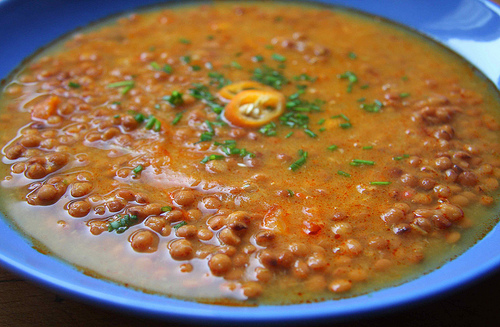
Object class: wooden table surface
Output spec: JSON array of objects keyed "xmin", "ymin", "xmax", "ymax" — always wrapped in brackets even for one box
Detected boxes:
[{"xmin": 1, "ymin": 263, "xmax": 499, "ymax": 326}]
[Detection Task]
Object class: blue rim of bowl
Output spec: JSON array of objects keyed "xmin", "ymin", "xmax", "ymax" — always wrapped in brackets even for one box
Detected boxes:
[{"xmin": 0, "ymin": 0, "xmax": 500, "ymax": 324}]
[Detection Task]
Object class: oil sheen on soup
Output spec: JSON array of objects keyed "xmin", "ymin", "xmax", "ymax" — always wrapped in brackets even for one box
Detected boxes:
[{"xmin": 0, "ymin": 2, "xmax": 499, "ymax": 305}]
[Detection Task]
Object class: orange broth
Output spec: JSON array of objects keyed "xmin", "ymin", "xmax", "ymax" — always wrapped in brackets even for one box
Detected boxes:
[{"xmin": 0, "ymin": 2, "xmax": 499, "ymax": 304}]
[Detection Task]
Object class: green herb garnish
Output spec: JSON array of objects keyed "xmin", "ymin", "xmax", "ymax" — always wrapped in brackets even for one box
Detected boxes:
[
  {"xmin": 108, "ymin": 214, "xmax": 138, "ymax": 233},
  {"xmin": 163, "ymin": 64, "xmax": 173, "ymax": 74},
  {"xmin": 271, "ymin": 53, "xmax": 286, "ymax": 62},
  {"xmin": 252, "ymin": 55, "xmax": 264, "ymax": 62},
  {"xmin": 361, "ymin": 100, "xmax": 383, "ymax": 113},
  {"xmin": 173, "ymin": 221, "xmax": 188, "ymax": 230},
  {"xmin": 337, "ymin": 170, "xmax": 351, "ymax": 177},
  {"xmin": 289, "ymin": 150, "xmax": 308, "ymax": 171},
  {"xmin": 108, "ymin": 80, "xmax": 135, "ymax": 94},
  {"xmin": 68, "ymin": 81, "xmax": 81, "ymax": 89},
  {"xmin": 252, "ymin": 65, "xmax": 288, "ymax": 90},
  {"xmin": 161, "ymin": 206, "xmax": 173, "ymax": 212},
  {"xmin": 259, "ymin": 122, "xmax": 277, "ymax": 136},
  {"xmin": 132, "ymin": 165, "xmax": 144, "ymax": 174},
  {"xmin": 393, "ymin": 154, "xmax": 410, "ymax": 160},
  {"xmin": 208, "ymin": 72, "xmax": 231, "ymax": 89},
  {"xmin": 163, "ymin": 91, "xmax": 184, "ymax": 106},
  {"xmin": 293, "ymin": 74, "xmax": 317, "ymax": 82},
  {"xmin": 304, "ymin": 128, "xmax": 317, "ymax": 138},
  {"xmin": 328, "ymin": 145, "xmax": 338, "ymax": 151},
  {"xmin": 338, "ymin": 71, "xmax": 358, "ymax": 93},
  {"xmin": 201, "ymin": 154, "xmax": 225, "ymax": 164},
  {"xmin": 230, "ymin": 61, "xmax": 242, "ymax": 69},
  {"xmin": 214, "ymin": 140, "xmax": 254, "ymax": 158},
  {"xmin": 189, "ymin": 83, "xmax": 224, "ymax": 114},
  {"xmin": 351, "ymin": 159, "xmax": 375, "ymax": 166},
  {"xmin": 172, "ymin": 112, "xmax": 183, "ymax": 125}
]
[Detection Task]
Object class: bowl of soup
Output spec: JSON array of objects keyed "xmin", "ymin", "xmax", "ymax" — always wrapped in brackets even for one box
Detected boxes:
[{"xmin": 0, "ymin": 0, "xmax": 499, "ymax": 324}]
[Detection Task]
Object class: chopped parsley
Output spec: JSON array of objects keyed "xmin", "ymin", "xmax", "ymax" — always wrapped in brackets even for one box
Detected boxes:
[
  {"xmin": 350, "ymin": 159, "xmax": 375, "ymax": 166},
  {"xmin": 68, "ymin": 81, "xmax": 81, "ymax": 89},
  {"xmin": 252, "ymin": 55, "xmax": 264, "ymax": 62},
  {"xmin": 252, "ymin": 65, "xmax": 288, "ymax": 90},
  {"xmin": 201, "ymin": 154, "xmax": 225, "ymax": 164},
  {"xmin": 214, "ymin": 140, "xmax": 254, "ymax": 158},
  {"xmin": 150, "ymin": 62, "xmax": 161, "ymax": 70},
  {"xmin": 108, "ymin": 80, "xmax": 135, "ymax": 94},
  {"xmin": 172, "ymin": 112, "xmax": 183, "ymax": 125},
  {"xmin": 293, "ymin": 74, "xmax": 317, "ymax": 82},
  {"xmin": 400, "ymin": 92, "xmax": 411, "ymax": 98},
  {"xmin": 108, "ymin": 214, "xmax": 138, "ymax": 233},
  {"xmin": 361, "ymin": 100, "xmax": 383, "ymax": 113},
  {"xmin": 337, "ymin": 170, "xmax": 351, "ymax": 177},
  {"xmin": 328, "ymin": 145, "xmax": 338, "ymax": 151},
  {"xmin": 348, "ymin": 51, "xmax": 357, "ymax": 59},
  {"xmin": 304, "ymin": 128, "xmax": 317, "ymax": 138},
  {"xmin": 198, "ymin": 131, "xmax": 214, "ymax": 143},
  {"xmin": 189, "ymin": 83, "xmax": 224, "ymax": 114},
  {"xmin": 230, "ymin": 61, "xmax": 242, "ymax": 69},
  {"xmin": 259, "ymin": 122, "xmax": 277, "ymax": 136},
  {"xmin": 163, "ymin": 91, "xmax": 184, "ymax": 106},
  {"xmin": 338, "ymin": 71, "xmax": 358, "ymax": 93},
  {"xmin": 180, "ymin": 55, "xmax": 191, "ymax": 64},
  {"xmin": 370, "ymin": 181, "xmax": 391, "ymax": 185},
  {"xmin": 173, "ymin": 221, "xmax": 188, "ymax": 230},
  {"xmin": 340, "ymin": 122, "xmax": 352, "ymax": 129},
  {"xmin": 133, "ymin": 113, "xmax": 146, "ymax": 123},
  {"xmin": 132, "ymin": 165, "xmax": 144, "ymax": 174},
  {"xmin": 393, "ymin": 154, "xmax": 410, "ymax": 161},
  {"xmin": 179, "ymin": 38, "xmax": 191, "ymax": 44},
  {"xmin": 161, "ymin": 206, "xmax": 173, "ymax": 212},
  {"xmin": 289, "ymin": 149, "xmax": 308, "ymax": 171},
  {"xmin": 208, "ymin": 72, "xmax": 231, "ymax": 88},
  {"xmin": 163, "ymin": 64, "xmax": 173, "ymax": 74},
  {"xmin": 271, "ymin": 53, "xmax": 286, "ymax": 62},
  {"xmin": 145, "ymin": 116, "xmax": 161, "ymax": 132}
]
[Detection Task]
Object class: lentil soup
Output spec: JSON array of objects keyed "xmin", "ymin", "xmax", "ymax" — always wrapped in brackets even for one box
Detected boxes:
[{"xmin": 0, "ymin": 1, "xmax": 499, "ymax": 305}]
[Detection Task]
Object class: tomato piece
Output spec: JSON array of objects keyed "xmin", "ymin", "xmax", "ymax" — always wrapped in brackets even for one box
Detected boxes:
[
  {"xmin": 217, "ymin": 81, "xmax": 272, "ymax": 102},
  {"xmin": 223, "ymin": 90, "xmax": 286, "ymax": 128}
]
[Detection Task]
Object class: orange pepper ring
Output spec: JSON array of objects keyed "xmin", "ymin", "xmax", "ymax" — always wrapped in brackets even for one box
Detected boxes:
[
  {"xmin": 217, "ymin": 81, "xmax": 273, "ymax": 103},
  {"xmin": 223, "ymin": 90, "xmax": 286, "ymax": 128}
]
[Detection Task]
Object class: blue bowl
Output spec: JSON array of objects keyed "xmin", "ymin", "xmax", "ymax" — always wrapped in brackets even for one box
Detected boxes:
[{"xmin": 0, "ymin": 0, "xmax": 499, "ymax": 324}]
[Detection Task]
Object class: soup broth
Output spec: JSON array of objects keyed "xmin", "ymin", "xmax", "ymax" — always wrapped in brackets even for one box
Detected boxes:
[{"xmin": 0, "ymin": 2, "xmax": 499, "ymax": 305}]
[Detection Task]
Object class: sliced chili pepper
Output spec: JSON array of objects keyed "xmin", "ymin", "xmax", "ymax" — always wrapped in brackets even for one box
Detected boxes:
[
  {"xmin": 217, "ymin": 81, "xmax": 273, "ymax": 102},
  {"xmin": 223, "ymin": 89, "xmax": 286, "ymax": 128}
]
